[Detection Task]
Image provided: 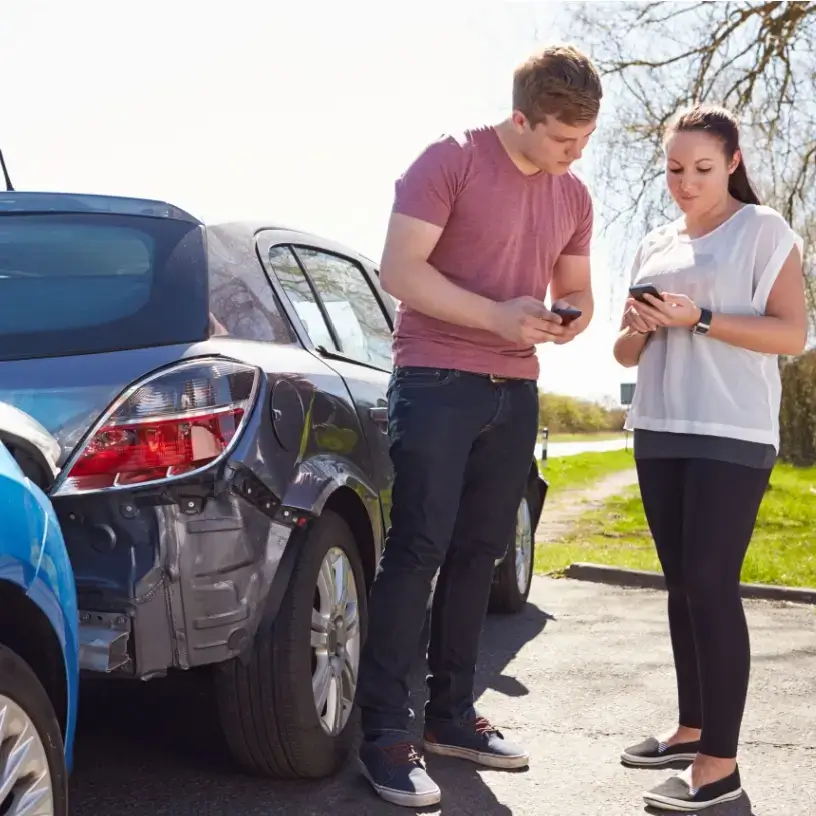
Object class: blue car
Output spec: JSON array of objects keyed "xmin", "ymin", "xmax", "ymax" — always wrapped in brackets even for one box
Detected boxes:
[{"xmin": 0, "ymin": 409, "xmax": 78, "ymax": 816}]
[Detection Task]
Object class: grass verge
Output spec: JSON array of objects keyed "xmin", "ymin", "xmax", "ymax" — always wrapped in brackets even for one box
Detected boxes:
[
  {"xmin": 540, "ymin": 448, "xmax": 635, "ymax": 493},
  {"xmin": 535, "ymin": 462, "xmax": 816, "ymax": 588}
]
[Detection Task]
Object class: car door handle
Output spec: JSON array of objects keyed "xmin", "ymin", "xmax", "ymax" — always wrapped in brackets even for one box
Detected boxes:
[{"xmin": 369, "ymin": 406, "xmax": 388, "ymax": 426}]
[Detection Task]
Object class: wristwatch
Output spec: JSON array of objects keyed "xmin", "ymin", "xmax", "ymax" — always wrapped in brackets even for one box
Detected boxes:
[{"xmin": 692, "ymin": 307, "xmax": 712, "ymax": 335}]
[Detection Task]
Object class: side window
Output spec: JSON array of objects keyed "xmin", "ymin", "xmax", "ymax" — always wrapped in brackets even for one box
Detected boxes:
[
  {"xmin": 266, "ymin": 245, "xmax": 338, "ymax": 351},
  {"xmin": 207, "ymin": 231, "xmax": 296, "ymax": 343},
  {"xmin": 381, "ymin": 290, "xmax": 397, "ymax": 314},
  {"xmin": 373, "ymin": 267, "xmax": 398, "ymax": 313},
  {"xmin": 294, "ymin": 247, "xmax": 393, "ymax": 370}
]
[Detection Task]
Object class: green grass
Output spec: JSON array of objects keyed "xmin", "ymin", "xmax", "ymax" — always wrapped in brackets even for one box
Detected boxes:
[
  {"xmin": 536, "ymin": 462, "xmax": 816, "ymax": 589},
  {"xmin": 540, "ymin": 448, "xmax": 635, "ymax": 493},
  {"xmin": 547, "ymin": 431, "xmax": 627, "ymax": 443}
]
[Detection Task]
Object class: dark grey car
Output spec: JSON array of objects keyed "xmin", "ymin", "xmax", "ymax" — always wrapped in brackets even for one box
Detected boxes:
[{"xmin": 0, "ymin": 192, "xmax": 546, "ymax": 779}]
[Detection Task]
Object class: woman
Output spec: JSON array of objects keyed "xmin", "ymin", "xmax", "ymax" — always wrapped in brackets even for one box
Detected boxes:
[{"xmin": 614, "ymin": 104, "xmax": 806, "ymax": 812}]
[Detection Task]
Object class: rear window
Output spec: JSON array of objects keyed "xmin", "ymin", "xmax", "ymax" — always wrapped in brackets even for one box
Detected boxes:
[{"xmin": 0, "ymin": 213, "xmax": 209, "ymax": 361}]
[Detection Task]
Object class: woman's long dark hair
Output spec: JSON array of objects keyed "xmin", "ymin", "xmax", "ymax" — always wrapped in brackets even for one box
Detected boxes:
[{"xmin": 665, "ymin": 104, "xmax": 761, "ymax": 206}]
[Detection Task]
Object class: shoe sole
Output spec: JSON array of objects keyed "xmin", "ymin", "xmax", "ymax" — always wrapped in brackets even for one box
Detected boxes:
[
  {"xmin": 642, "ymin": 787, "xmax": 743, "ymax": 811},
  {"xmin": 358, "ymin": 759, "xmax": 441, "ymax": 808},
  {"xmin": 423, "ymin": 740, "xmax": 530, "ymax": 769},
  {"xmin": 620, "ymin": 751, "xmax": 698, "ymax": 768}
]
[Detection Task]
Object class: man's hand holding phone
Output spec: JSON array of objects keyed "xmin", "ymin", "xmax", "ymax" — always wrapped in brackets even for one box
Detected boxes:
[
  {"xmin": 490, "ymin": 296, "xmax": 568, "ymax": 346},
  {"xmin": 550, "ymin": 299, "xmax": 583, "ymax": 345}
]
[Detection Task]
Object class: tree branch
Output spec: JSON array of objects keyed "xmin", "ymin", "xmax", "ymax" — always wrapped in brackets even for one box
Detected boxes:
[{"xmin": 568, "ymin": 0, "xmax": 816, "ymax": 322}]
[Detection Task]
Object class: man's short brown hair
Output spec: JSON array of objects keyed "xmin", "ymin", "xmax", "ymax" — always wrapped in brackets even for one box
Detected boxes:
[{"xmin": 513, "ymin": 44, "xmax": 602, "ymax": 127}]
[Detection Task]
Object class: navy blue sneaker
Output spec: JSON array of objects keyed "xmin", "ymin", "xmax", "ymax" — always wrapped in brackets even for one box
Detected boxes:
[
  {"xmin": 359, "ymin": 732, "xmax": 441, "ymax": 808},
  {"xmin": 423, "ymin": 714, "xmax": 529, "ymax": 769}
]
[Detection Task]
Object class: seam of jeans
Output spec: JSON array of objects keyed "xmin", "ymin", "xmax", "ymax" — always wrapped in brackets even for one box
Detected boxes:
[{"xmin": 479, "ymin": 383, "xmax": 505, "ymax": 435}]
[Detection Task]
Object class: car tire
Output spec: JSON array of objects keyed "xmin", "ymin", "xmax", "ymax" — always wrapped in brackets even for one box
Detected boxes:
[
  {"xmin": 0, "ymin": 643, "xmax": 69, "ymax": 816},
  {"xmin": 214, "ymin": 510, "xmax": 368, "ymax": 779},
  {"xmin": 488, "ymin": 483, "xmax": 540, "ymax": 615}
]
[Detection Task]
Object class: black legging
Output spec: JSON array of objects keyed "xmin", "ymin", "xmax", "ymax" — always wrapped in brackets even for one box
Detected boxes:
[{"xmin": 636, "ymin": 457, "xmax": 772, "ymax": 759}]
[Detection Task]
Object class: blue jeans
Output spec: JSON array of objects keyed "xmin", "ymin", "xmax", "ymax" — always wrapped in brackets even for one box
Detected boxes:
[{"xmin": 356, "ymin": 366, "xmax": 539, "ymax": 735}]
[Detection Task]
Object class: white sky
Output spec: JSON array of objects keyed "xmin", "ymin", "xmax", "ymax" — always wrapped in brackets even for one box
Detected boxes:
[{"xmin": 2, "ymin": 0, "xmax": 634, "ymax": 404}]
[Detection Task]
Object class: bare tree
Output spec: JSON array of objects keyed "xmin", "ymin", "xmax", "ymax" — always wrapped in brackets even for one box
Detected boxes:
[{"xmin": 569, "ymin": 1, "xmax": 816, "ymax": 316}]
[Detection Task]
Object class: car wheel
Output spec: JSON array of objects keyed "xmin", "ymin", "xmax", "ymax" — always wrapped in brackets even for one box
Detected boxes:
[
  {"xmin": 0, "ymin": 644, "xmax": 69, "ymax": 816},
  {"xmin": 488, "ymin": 484, "xmax": 539, "ymax": 615},
  {"xmin": 214, "ymin": 510, "xmax": 367, "ymax": 779}
]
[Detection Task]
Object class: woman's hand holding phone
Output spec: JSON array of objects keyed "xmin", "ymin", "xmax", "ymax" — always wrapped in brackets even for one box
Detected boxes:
[
  {"xmin": 625, "ymin": 284, "xmax": 662, "ymax": 333},
  {"xmin": 641, "ymin": 292, "xmax": 702, "ymax": 328},
  {"xmin": 623, "ymin": 299, "xmax": 661, "ymax": 334},
  {"xmin": 627, "ymin": 284, "xmax": 702, "ymax": 331}
]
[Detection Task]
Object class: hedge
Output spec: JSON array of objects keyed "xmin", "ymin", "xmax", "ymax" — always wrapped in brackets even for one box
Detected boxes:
[
  {"xmin": 779, "ymin": 350, "xmax": 816, "ymax": 466},
  {"xmin": 538, "ymin": 392, "xmax": 625, "ymax": 434}
]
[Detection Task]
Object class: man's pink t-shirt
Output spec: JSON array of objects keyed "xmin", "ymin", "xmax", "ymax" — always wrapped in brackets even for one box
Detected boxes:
[{"xmin": 391, "ymin": 126, "xmax": 593, "ymax": 380}]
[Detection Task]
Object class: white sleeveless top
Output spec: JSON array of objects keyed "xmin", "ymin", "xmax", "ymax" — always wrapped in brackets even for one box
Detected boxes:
[{"xmin": 625, "ymin": 204, "xmax": 803, "ymax": 451}]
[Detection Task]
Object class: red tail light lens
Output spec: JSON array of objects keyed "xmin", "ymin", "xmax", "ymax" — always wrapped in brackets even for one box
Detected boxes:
[{"xmin": 53, "ymin": 359, "xmax": 259, "ymax": 496}]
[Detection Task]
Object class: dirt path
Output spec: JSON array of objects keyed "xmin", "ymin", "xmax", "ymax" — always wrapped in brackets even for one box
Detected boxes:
[{"xmin": 534, "ymin": 467, "xmax": 638, "ymax": 542}]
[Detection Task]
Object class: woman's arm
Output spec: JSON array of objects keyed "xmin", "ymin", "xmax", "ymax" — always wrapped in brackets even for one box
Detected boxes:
[
  {"xmin": 706, "ymin": 246, "xmax": 807, "ymax": 354},
  {"xmin": 638, "ymin": 245, "xmax": 807, "ymax": 356},
  {"xmin": 613, "ymin": 325, "xmax": 651, "ymax": 367}
]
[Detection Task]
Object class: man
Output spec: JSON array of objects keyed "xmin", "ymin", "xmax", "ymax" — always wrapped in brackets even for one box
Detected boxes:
[{"xmin": 355, "ymin": 44, "xmax": 602, "ymax": 808}]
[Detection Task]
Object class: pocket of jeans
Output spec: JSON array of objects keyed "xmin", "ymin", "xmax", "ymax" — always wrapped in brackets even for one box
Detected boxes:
[{"xmin": 392, "ymin": 367, "xmax": 455, "ymax": 388}]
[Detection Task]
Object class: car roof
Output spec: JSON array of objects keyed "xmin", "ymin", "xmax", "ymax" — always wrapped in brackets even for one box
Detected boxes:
[
  {"xmin": 0, "ymin": 191, "xmax": 379, "ymax": 268},
  {"xmin": 0, "ymin": 191, "xmax": 201, "ymax": 223}
]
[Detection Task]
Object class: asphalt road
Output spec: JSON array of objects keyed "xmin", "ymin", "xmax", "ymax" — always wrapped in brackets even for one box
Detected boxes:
[
  {"xmin": 537, "ymin": 437, "xmax": 629, "ymax": 459},
  {"xmin": 69, "ymin": 578, "xmax": 815, "ymax": 816}
]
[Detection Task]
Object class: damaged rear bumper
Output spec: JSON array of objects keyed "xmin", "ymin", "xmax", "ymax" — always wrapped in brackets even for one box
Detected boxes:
[{"xmin": 64, "ymin": 470, "xmax": 307, "ymax": 678}]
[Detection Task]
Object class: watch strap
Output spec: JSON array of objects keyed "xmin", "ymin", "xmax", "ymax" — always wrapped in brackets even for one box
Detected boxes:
[{"xmin": 693, "ymin": 307, "xmax": 712, "ymax": 335}]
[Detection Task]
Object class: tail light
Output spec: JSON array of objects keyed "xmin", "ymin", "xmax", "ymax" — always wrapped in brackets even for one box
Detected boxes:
[{"xmin": 52, "ymin": 358, "xmax": 260, "ymax": 496}]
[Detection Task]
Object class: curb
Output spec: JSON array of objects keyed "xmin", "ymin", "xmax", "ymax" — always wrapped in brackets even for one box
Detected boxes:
[{"xmin": 562, "ymin": 562, "xmax": 816, "ymax": 606}]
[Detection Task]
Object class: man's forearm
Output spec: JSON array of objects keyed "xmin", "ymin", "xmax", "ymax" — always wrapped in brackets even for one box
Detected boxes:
[{"xmin": 380, "ymin": 258, "xmax": 499, "ymax": 332}]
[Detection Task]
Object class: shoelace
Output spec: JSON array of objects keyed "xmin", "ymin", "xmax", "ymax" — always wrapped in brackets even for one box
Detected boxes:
[
  {"xmin": 383, "ymin": 741, "xmax": 423, "ymax": 766},
  {"xmin": 472, "ymin": 716, "xmax": 501, "ymax": 737}
]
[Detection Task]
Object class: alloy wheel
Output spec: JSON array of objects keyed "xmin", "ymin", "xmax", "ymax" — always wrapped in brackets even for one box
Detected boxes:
[
  {"xmin": 0, "ymin": 694, "xmax": 53, "ymax": 816},
  {"xmin": 515, "ymin": 498, "xmax": 533, "ymax": 595},
  {"xmin": 310, "ymin": 547, "xmax": 361, "ymax": 736}
]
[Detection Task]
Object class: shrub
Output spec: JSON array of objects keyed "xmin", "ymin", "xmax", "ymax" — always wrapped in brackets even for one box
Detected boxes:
[
  {"xmin": 538, "ymin": 392, "xmax": 626, "ymax": 434},
  {"xmin": 779, "ymin": 350, "xmax": 816, "ymax": 466}
]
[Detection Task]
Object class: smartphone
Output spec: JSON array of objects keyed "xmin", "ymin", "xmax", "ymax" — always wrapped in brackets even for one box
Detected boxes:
[
  {"xmin": 629, "ymin": 283, "xmax": 664, "ymax": 303},
  {"xmin": 552, "ymin": 305, "xmax": 582, "ymax": 326}
]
